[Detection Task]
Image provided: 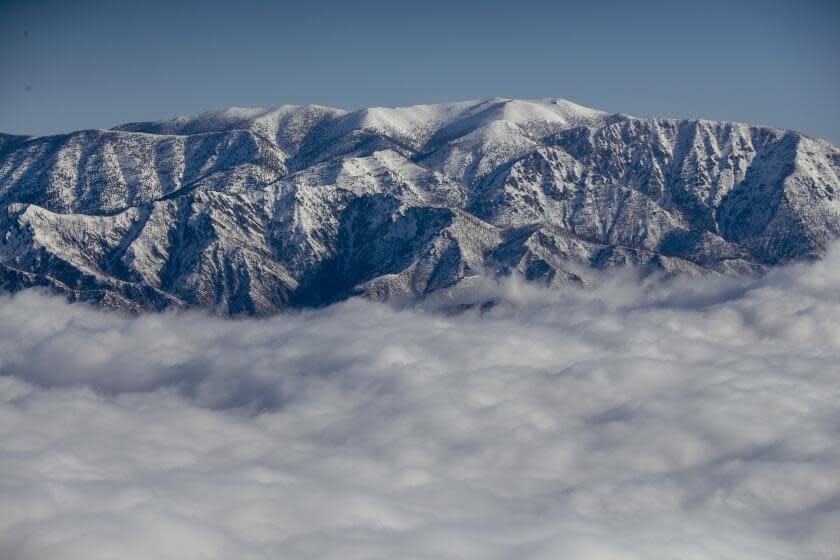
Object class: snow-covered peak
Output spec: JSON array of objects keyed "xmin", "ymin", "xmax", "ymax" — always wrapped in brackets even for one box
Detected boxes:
[
  {"xmin": 2, "ymin": 97, "xmax": 838, "ymax": 315},
  {"xmin": 115, "ymin": 104, "xmax": 346, "ymax": 142},
  {"xmin": 113, "ymin": 98, "xmax": 610, "ymax": 153},
  {"xmin": 476, "ymin": 97, "xmax": 606, "ymax": 123},
  {"xmin": 321, "ymin": 97, "xmax": 609, "ymax": 147}
]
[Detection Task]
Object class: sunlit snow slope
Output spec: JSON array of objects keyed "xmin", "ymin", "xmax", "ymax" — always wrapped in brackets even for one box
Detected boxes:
[{"xmin": 1, "ymin": 97, "xmax": 838, "ymax": 314}]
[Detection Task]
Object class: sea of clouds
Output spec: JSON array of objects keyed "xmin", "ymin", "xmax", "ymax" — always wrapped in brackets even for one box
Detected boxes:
[{"xmin": 2, "ymin": 247, "xmax": 840, "ymax": 560}]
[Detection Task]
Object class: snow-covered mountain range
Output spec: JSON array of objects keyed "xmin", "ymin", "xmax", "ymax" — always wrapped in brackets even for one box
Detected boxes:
[{"xmin": 1, "ymin": 97, "xmax": 838, "ymax": 314}]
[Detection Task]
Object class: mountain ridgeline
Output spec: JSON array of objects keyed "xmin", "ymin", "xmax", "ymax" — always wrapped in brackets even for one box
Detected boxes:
[{"xmin": 1, "ymin": 98, "xmax": 838, "ymax": 314}]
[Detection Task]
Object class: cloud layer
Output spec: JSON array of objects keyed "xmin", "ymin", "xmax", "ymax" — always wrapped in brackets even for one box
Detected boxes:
[{"xmin": 2, "ymin": 248, "xmax": 840, "ymax": 559}]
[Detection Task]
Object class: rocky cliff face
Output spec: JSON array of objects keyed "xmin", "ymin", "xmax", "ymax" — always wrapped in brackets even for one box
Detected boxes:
[{"xmin": 1, "ymin": 98, "xmax": 838, "ymax": 314}]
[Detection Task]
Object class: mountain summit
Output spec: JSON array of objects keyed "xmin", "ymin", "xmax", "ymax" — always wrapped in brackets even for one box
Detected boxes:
[{"xmin": 1, "ymin": 98, "xmax": 838, "ymax": 314}]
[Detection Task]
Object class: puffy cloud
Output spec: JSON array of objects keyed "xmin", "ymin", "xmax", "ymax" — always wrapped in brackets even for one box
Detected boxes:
[{"xmin": 2, "ymin": 247, "xmax": 840, "ymax": 559}]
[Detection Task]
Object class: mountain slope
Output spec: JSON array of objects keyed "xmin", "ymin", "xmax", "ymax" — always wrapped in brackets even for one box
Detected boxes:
[{"xmin": 1, "ymin": 98, "xmax": 838, "ymax": 314}]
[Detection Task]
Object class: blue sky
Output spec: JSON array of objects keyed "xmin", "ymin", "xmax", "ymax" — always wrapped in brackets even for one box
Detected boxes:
[{"xmin": 1, "ymin": 0, "xmax": 838, "ymax": 143}]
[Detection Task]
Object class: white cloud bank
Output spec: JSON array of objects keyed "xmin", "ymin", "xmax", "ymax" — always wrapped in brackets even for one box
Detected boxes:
[{"xmin": 2, "ymin": 248, "xmax": 840, "ymax": 560}]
